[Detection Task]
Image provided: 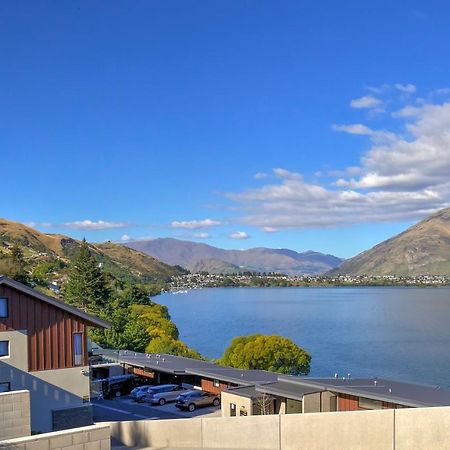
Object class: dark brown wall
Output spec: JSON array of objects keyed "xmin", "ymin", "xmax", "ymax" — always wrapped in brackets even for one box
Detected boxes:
[
  {"xmin": 201, "ymin": 378, "xmax": 228, "ymax": 395},
  {"xmin": 337, "ymin": 393, "xmax": 403, "ymax": 411},
  {"xmin": 0, "ymin": 284, "xmax": 89, "ymax": 371},
  {"xmin": 337, "ymin": 393, "xmax": 360, "ymax": 411}
]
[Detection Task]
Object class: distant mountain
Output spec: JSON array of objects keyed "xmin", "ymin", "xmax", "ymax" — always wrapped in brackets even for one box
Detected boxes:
[
  {"xmin": 0, "ymin": 218, "xmax": 184, "ymax": 282},
  {"xmin": 125, "ymin": 238, "xmax": 343, "ymax": 275},
  {"xmin": 330, "ymin": 208, "xmax": 450, "ymax": 276},
  {"xmin": 188, "ymin": 259, "xmax": 242, "ymax": 275}
]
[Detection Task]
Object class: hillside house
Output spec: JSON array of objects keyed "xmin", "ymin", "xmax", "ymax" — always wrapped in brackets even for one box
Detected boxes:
[{"xmin": 0, "ymin": 276, "xmax": 110, "ymax": 432}]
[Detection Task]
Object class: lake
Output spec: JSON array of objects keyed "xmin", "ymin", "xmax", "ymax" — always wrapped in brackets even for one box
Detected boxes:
[{"xmin": 157, "ymin": 287, "xmax": 450, "ymax": 386}]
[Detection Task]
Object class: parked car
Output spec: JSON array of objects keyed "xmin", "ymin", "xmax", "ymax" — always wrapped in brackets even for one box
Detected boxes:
[
  {"xmin": 175, "ymin": 390, "xmax": 220, "ymax": 412},
  {"xmin": 144, "ymin": 384, "xmax": 188, "ymax": 405},
  {"xmin": 129, "ymin": 385, "xmax": 156, "ymax": 402}
]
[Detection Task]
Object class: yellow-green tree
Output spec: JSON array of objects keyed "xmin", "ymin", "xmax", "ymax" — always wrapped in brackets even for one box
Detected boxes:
[{"xmin": 219, "ymin": 334, "xmax": 310, "ymax": 375}]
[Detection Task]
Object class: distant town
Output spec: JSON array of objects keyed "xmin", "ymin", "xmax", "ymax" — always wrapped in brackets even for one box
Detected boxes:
[{"xmin": 166, "ymin": 272, "xmax": 450, "ymax": 291}]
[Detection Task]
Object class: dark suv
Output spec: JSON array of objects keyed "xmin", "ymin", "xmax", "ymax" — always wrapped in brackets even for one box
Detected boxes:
[{"xmin": 175, "ymin": 390, "xmax": 220, "ymax": 412}]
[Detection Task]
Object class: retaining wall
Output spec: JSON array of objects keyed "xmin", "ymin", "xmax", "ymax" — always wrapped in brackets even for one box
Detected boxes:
[
  {"xmin": 0, "ymin": 424, "xmax": 110, "ymax": 450},
  {"xmin": 0, "ymin": 390, "xmax": 31, "ymax": 440},
  {"xmin": 109, "ymin": 406, "xmax": 450, "ymax": 450}
]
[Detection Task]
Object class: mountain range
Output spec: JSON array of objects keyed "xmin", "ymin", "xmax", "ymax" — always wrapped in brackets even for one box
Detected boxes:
[
  {"xmin": 330, "ymin": 208, "xmax": 450, "ymax": 276},
  {"xmin": 125, "ymin": 238, "xmax": 344, "ymax": 275},
  {"xmin": 0, "ymin": 218, "xmax": 184, "ymax": 283}
]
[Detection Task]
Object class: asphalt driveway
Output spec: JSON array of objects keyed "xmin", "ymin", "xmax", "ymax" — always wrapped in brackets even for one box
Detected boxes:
[{"xmin": 93, "ymin": 396, "xmax": 221, "ymax": 423}]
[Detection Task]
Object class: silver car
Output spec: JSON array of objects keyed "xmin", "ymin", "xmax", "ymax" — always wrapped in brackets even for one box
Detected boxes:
[
  {"xmin": 144, "ymin": 384, "xmax": 188, "ymax": 405},
  {"xmin": 175, "ymin": 390, "xmax": 220, "ymax": 412},
  {"xmin": 129, "ymin": 385, "xmax": 155, "ymax": 402}
]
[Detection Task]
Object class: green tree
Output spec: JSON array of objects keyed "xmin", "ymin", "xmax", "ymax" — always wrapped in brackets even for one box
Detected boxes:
[
  {"xmin": 219, "ymin": 334, "xmax": 311, "ymax": 375},
  {"xmin": 119, "ymin": 284, "xmax": 151, "ymax": 307},
  {"xmin": 0, "ymin": 255, "xmax": 26, "ymax": 282},
  {"xmin": 63, "ymin": 239, "xmax": 110, "ymax": 313},
  {"xmin": 146, "ymin": 335, "xmax": 203, "ymax": 360}
]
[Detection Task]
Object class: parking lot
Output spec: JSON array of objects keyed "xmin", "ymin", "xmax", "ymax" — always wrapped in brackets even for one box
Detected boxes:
[{"xmin": 93, "ymin": 395, "xmax": 222, "ymax": 423}]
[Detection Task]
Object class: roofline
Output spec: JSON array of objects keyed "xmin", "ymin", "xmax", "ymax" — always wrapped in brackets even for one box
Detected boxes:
[
  {"xmin": 184, "ymin": 368, "xmax": 265, "ymax": 386},
  {"xmin": 119, "ymin": 358, "xmax": 187, "ymax": 375},
  {"xmin": 256, "ymin": 383, "xmax": 322, "ymax": 402},
  {"xmin": 283, "ymin": 379, "xmax": 441, "ymax": 408},
  {"xmin": 0, "ymin": 276, "xmax": 111, "ymax": 329}
]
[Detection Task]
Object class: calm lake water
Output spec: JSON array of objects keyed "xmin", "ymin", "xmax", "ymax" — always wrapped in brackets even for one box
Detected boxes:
[{"xmin": 157, "ymin": 287, "xmax": 450, "ymax": 386}]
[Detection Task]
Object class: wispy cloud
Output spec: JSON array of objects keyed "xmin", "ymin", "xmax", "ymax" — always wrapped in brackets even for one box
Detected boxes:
[
  {"xmin": 262, "ymin": 226, "xmax": 277, "ymax": 233},
  {"xmin": 63, "ymin": 220, "xmax": 129, "ymax": 230},
  {"xmin": 350, "ymin": 95, "xmax": 382, "ymax": 109},
  {"xmin": 193, "ymin": 232, "xmax": 210, "ymax": 239},
  {"xmin": 254, "ymin": 172, "xmax": 268, "ymax": 180},
  {"xmin": 171, "ymin": 218, "xmax": 221, "ymax": 229},
  {"xmin": 229, "ymin": 231, "xmax": 250, "ymax": 239},
  {"xmin": 26, "ymin": 221, "xmax": 53, "ymax": 229},
  {"xmin": 225, "ymin": 88, "xmax": 450, "ymax": 229},
  {"xmin": 395, "ymin": 83, "xmax": 416, "ymax": 93},
  {"xmin": 332, "ymin": 123, "xmax": 374, "ymax": 135}
]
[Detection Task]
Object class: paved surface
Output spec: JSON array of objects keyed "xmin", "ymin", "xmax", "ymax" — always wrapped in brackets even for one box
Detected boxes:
[{"xmin": 93, "ymin": 396, "xmax": 221, "ymax": 423}]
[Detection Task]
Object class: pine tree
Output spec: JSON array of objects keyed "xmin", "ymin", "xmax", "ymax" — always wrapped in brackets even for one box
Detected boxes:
[{"xmin": 63, "ymin": 239, "xmax": 110, "ymax": 313}]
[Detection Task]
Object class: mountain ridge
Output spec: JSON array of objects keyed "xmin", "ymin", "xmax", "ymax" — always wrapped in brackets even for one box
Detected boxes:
[
  {"xmin": 329, "ymin": 207, "xmax": 450, "ymax": 276},
  {"xmin": 0, "ymin": 218, "xmax": 184, "ymax": 283},
  {"xmin": 124, "ymin": 237, "xmax": 343, "ymax": 275}
]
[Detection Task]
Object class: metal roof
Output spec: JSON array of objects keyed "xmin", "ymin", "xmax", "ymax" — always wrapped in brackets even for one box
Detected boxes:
[
  {"xmin": 0, "ymin": 276, "xmax": 111, "ymax": 329},
  {"xmin": 224, "ymin": 385, "xmax": 260, "ymax": 399},
  {"xmin": 277, "ymin": 376, "xmax": 450, "ymax": 408},
  {"xmin": 102, "ymin": 349, "xmax": 278, "ymax": 385},
  {"xmin": 185, "ymin": 367, "xmax": 278, "ymax": 386},
  {"xmin": 112, "ymin": 350, "xmax": 222, "ymax": 375},
  {"xmin": 256, "ymin": 380, "xmax": 321, "ymax": 401}
]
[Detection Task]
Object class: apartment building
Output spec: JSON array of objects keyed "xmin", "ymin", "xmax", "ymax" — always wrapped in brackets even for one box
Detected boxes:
[{"xmin": 0, "ymin": 276, "xmax": 110, "ymax": 432}]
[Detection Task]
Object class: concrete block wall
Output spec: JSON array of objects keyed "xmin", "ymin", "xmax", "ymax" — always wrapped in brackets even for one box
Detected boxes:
[
  {"xmin": 0, "ymin": 424, "xmax": 110, "ymax": 450},
  {"xmin": 0, "ymin": 390, "xmax": 31, "ymax": 440},
  {"xmin": 109, "ymin": 406, "xmax": 450, "ymax": 450}
]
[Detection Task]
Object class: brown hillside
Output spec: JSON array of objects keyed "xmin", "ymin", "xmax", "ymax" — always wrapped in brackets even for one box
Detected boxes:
[{"xmin": 331, "ymin": 208, "xmax": 450, "ymax": 276}]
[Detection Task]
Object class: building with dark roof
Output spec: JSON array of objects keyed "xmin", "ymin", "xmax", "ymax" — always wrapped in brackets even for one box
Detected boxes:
[{"xmin": 221, "ymin": 375, "xmax": 450, "ymax": 417}]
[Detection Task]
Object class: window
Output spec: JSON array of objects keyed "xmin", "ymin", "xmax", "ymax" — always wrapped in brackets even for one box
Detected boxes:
[
  {"xmin": 0, "ymin": 298, "xmax": 8, "ymax": 318},
  {"xmin": 213, "ymin": 379, "xmax": 220, "ymax": 387},
  {"xmin": 358, "ymin": 397, "xmax": 383, "ymax": 410},
  {"xmin": 73, "ymin": 333, "xmax": 83, "ymax": 366},
  {"xmin": 0, "ymin": 341, "xmax": 9, "ymax": 357},
  {"xmin": 0, "ymin": 382, "xmax": 10, "ymax": 393}
]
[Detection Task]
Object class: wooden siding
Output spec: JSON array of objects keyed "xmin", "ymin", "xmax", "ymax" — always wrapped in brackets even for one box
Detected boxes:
[
  {"xmin": 201, "ymin": 378, "xmax": 228, "ymax": 395},
  {"xmin": 132, "ymin": 367, "xmax": 155, "ymax": 379},
  {"xmin": 338, "ymin": 394, "xmax": 404, "ymax": 411},
  {"xmin": 337, "ymin": 393, "xmax": 360, "ymax": 411},
  {"xmin": 0, "ymin": 284, "xmax": 89, "ymax": 371}
]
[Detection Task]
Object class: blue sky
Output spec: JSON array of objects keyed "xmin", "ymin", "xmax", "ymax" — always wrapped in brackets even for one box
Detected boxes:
[{"xmin": 2, "ymin": 1, "xmax": 450, "ymax": 258}]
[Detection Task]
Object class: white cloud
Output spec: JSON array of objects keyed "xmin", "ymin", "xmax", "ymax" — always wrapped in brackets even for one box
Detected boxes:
[
  {"xmin": 229, "ymin": 231, "xmax": 250, "ymax": 239},
  {"xmin": 121, "ymin": 234, "xmax": 131, "ymax": 241},
  {"xmin": 332, "ymin": 123, "xmax": 374, "ymax": 135},
  {"xmin": 262, "ymin": 226, "xmax": 277, "ymax": 233},
  {"xmin": 392, "ymin": 105, "xmax": 421, "ymax": 118},
  {"xmin": 226, "ymin": 95, "xmax": 450, "ymax": 229},
  {"xmin": 254, "ymin": 172, "xmax": 268, "ymax": 180},
  {"xmin": 63, "ymin": 220, "xmax": 128, "ymax": 230},
  {"xmin": 395, "ymin": 83, "xmax": 417, "ymax": 93},
  {"xmin": 350, "ymin": 95, "xmax": 382, "ymax": 109},
  {"xmin": 26, "ymin": 221, "xmax": 53, "ymax": 229},
  {"xmin": 193, "ymin": 232, "xmax": 210, "ymax": 239},
  {"xmin": 171, "ymin": 218, "xmax": 221, "ymax": 229}
]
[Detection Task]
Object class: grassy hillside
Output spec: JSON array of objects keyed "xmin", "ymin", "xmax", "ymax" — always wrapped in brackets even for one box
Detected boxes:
[
  {"xmin": 0, "ymin": 218, "xmax": 184, "ymax": 284},
  {"xmin": 331, "ymin": 208, "xmax": 450, "ymax": 276}
]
